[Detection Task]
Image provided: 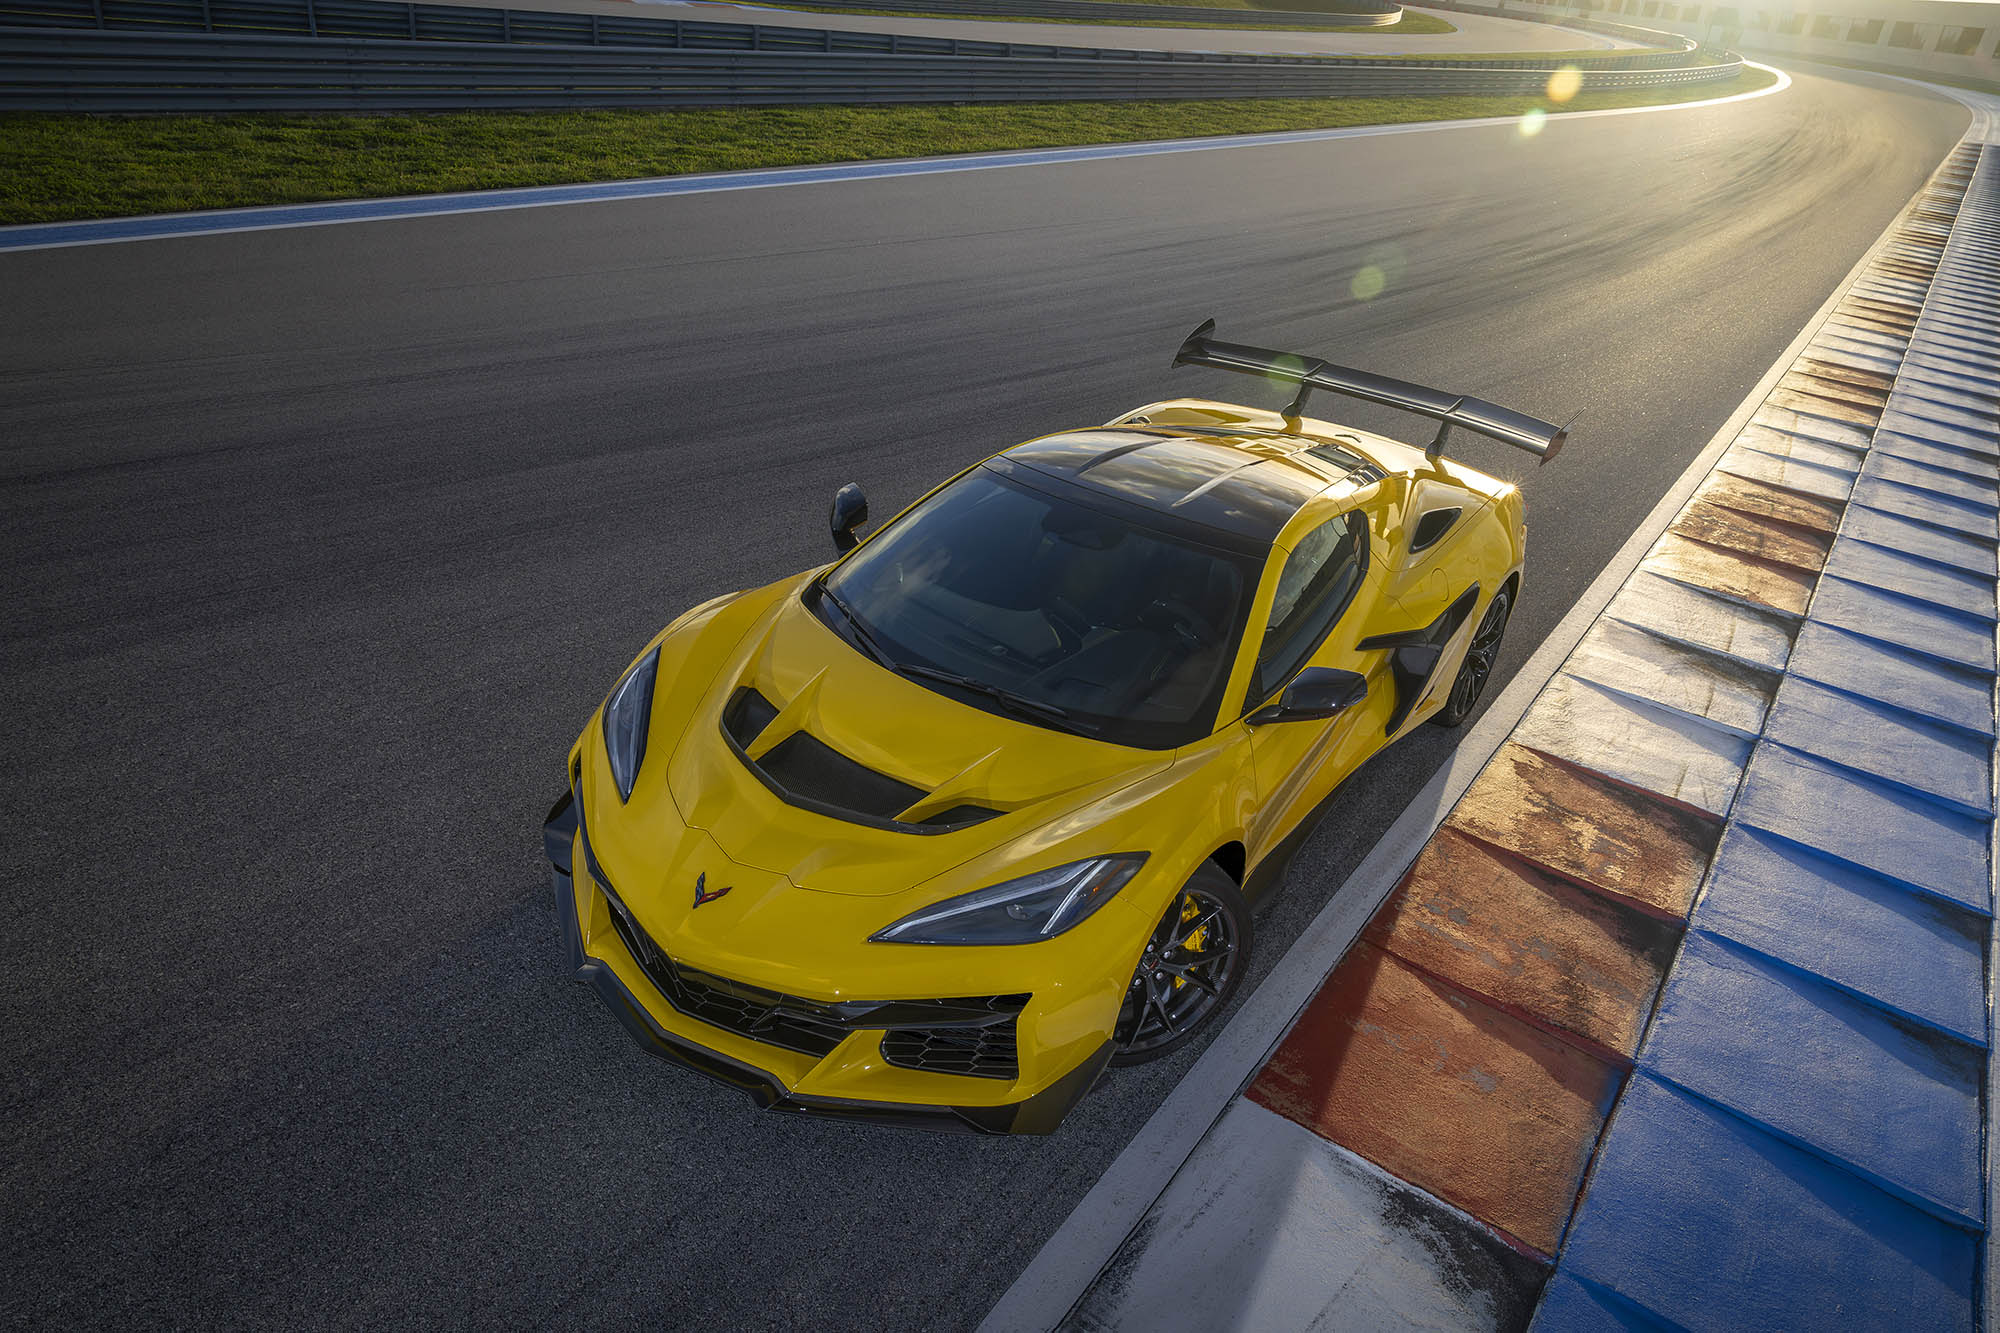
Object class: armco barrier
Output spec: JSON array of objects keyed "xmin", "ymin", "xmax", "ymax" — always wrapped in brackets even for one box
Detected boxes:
[
  {"xmin": 0, "ymin": 0, "xmax": 1696, "ymax": 63},
  {"xmin": 539, "ymin": 0, "xmax": 1405, "ymax": 26},
  {"xmin": 0, "ymin": 0, "xmax": 1738, "ymax": 109},
  {"xmin": 0, "ymin": 0, "xmax": 1402, "ymax": 35},
  {"xmin": 498, "ymin": 0, "xmax": 1406, "ymax": 28},
  {"xmin": 1421, "ymin": 0, "xmax": 1696, "ymax": 50}
]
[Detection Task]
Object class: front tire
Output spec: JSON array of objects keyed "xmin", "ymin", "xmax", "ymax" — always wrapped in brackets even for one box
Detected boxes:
[
  {"xmin": 1112, "ymin": 864, "xmax": 1252, "ymax": 1066},
  {"xmin": 1430, "ymin": 585, "xmax": 1512, "ymax": 729}
]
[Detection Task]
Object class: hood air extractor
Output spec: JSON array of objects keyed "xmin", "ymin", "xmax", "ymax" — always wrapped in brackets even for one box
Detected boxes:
[{"xmin": 722, "ymin": 688, "xmax": 1002, "ymax": 834}]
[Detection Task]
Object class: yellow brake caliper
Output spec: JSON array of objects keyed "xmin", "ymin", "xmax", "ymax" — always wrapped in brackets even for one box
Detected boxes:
[{"xmin": 1174, "ymin": 898, "xmax": 1206, "ymax": 992}]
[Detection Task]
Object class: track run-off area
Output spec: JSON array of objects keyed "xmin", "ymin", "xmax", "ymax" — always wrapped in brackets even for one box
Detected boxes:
[{"xmin": 0, "ymin": 62, "xmax": 1972, "ymax": 1327}]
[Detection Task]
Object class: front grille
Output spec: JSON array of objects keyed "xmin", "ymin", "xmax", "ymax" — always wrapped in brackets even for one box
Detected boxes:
[
  {"xmin": 882, "ymin": 1021, "xmax": 1020, "ymax": 1081},
  {"xmin": 880, "ymin": 996, "xmax": 1026, "ymax": 1081},
  {"xmin": 604, "ymin": 901, "xmax": 850, "ymax": 1057},
  {"xmin": 599, "ymin": 876, "xmax": 1026, "ymax": 1074}
]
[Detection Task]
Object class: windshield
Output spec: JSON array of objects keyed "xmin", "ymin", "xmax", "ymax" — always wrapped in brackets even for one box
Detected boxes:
[{"xmin": 816, "ymin": 467, "xmax": 1257, "ymax": 748}]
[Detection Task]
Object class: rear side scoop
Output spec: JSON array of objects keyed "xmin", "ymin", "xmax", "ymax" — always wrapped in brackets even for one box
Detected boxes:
[{"xmin": 1358, "ymin": 583, "xmax": 1482, "ymax": 735}]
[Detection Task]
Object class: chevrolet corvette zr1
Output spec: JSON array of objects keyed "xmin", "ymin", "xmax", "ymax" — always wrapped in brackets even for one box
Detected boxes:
[{"xmin": 542, "ymin": 322, "xmax": 1565, "ymax": 1133}]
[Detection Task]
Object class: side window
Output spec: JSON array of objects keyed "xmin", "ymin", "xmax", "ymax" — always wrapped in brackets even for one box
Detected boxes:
[{"xmin": 1253, "ymin": 511, "xmax": 1369, "ymax": 704}]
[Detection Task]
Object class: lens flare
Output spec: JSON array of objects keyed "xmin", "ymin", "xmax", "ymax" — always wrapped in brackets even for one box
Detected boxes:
[
  {"xmin": 1546, "ymin": 65, "xmax": 1582, "ymax": 103},
  {"xmin": 1517, "ymin": 106, "xmax": 1548, "ymax": 138},
  {"xmin": 1348, "ymin": 242, "xmax": 1406, "ymax": 303},
  {"xmin": 1264, "ymin": 352, "xmax": 1308, "ymax": 389}
]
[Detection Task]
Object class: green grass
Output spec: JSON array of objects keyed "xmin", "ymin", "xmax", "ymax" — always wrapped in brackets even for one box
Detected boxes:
[{"xmin": 0, "ymin": 66, "xmax": 1776, "ymax": 226}]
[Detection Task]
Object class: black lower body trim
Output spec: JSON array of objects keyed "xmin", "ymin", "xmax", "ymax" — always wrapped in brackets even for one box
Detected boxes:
[
  {"xmin": 953, "ymin": 1039, "xmax": 1115, "ymax": 1135},
  {"xmin": 543, "ymin": 787, "xmax": 577, "ymax": 877}
]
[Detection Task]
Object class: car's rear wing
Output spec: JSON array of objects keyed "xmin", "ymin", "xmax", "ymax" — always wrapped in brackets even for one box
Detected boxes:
[{"xmin": 1172, "ymin": 319, "xmax": 1569, "ymax": 463}]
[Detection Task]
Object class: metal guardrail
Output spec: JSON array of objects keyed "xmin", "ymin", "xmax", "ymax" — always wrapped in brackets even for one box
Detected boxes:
[
  {"xmin": 1419, "ymin": 0, "xmax": 1696, "ymax": 51},
  {"xmin": 0, "ymin": 22, "xmax": 1741, "ymax": 109},
  {"xmin": 0, "ymin": 0, "xmax": 1402, "ymax": 35},
  {"xmin": 0, "ymin": 0, "xmax": 1711, "ymax": 67},
  {"xmin": 650, "ymin": 0, "xmax": 1405, "ymax": 29}
]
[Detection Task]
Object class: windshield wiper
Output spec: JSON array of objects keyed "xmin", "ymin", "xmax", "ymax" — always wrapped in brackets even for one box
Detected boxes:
[
  {"xmin": 817, "ymin": 584, "xmax": 1097, "ymax": 737},
  {"xmin": 893, "ymin": 663, "xmax": 1086, "ymax": 731},
  {"xmin": 817, "ymin": 582, "xmax": 898, "ymax": 670}
]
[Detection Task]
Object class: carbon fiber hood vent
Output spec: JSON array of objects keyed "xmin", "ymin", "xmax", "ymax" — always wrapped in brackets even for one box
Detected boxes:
[{"xmin": 722, "ymin": 688, "xmax": 1003, "ymax": 834}]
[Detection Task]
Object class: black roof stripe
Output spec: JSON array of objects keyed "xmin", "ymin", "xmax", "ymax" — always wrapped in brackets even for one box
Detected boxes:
[{"xmin": 1001, "ymin": 429, "xmax": 1338, "ymax": 543}]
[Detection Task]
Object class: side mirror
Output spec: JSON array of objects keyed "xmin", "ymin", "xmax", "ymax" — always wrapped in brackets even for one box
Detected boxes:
[
  {"xmin": 830, "ymin": 483, "xmax": 869, "ymax": 554},
  {"xmin": 1248, "ymin": 667, "xmax": 1368, "ymax": 726}
]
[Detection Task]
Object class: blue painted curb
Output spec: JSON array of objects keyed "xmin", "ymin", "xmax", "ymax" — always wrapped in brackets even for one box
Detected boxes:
[
  {"xmin": 1694, "ymin": 823, "xmax": 1988, "ymax": 1046},
  {"xmin": 1641, "ymin": 933, "xmax": 1985, "ymax": 1227},
  {"xmin": 1558, "ymin": 1074, "xmax": 1978, "ymax": 1333}
]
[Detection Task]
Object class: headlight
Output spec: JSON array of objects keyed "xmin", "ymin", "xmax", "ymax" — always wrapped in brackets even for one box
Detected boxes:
[
  {"xmin": 602, "ymin": 646, "xmax": 660, "ymax": 803},
  {"xmin": 871, "ymin": 855, "xmax": 1148, "ymax": 946}
]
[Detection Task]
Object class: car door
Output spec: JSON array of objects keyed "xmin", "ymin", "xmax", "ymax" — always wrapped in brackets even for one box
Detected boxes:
[{"xmin": 1241, "ymin": 509, "xmax": 1391, "ymax": 859}]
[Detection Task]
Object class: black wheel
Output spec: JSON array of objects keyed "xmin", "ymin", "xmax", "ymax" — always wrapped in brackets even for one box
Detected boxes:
[
  {"xmin": 1431, "ymin": 585, "xmax": 1512, "ymax": 728},
  {"xmin": 1112, "ymin": 864, "xmax": 1252, "ymax": 1066}
]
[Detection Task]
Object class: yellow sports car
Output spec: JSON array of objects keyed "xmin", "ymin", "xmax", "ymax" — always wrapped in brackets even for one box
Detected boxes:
[{"xmin": 542, "ymin": 322, "xmax": 1565, "ymax": 1133}]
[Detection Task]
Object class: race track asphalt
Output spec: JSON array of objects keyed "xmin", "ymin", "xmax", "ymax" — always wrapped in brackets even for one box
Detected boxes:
[{"xmin": 0, "ymin": 65, "xmax": 1969, "ymax": 1329}]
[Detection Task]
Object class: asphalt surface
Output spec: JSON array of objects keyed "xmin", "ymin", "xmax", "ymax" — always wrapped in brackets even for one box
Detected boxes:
[{"xmin": 0, "ymin": 66, "xmax": 1968, "ymax": 1329}]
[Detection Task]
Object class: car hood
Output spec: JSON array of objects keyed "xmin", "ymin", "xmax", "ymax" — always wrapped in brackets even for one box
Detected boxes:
[{"xmin": 667, "ymin": 588, "xmax": 1170, "ymax": 896}]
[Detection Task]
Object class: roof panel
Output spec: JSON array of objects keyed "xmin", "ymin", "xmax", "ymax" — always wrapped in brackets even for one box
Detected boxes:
[{"xmin": 1005, "ymin": 429, "xmax": 1334, "ymax": 542}]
